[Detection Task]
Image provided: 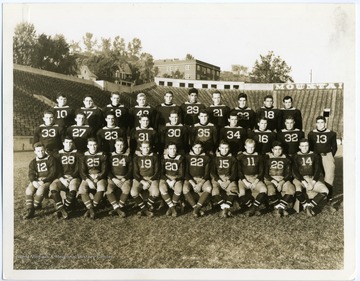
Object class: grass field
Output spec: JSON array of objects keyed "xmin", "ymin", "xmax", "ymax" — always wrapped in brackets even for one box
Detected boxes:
[{"xmin": 12, "ymin": 149, "xmax": 343, "ymax": 270}]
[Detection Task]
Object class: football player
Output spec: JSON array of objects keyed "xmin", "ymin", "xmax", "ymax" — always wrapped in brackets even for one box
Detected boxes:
[
  {"xmin": 78, "ymin": 138, "xmax": 108, "ymax": 219},
  {"xmin": 52, "ymin": 93, "xmax": 75, "ymax": 131},
  {"xmin": 280, "ymin": 96, "xmax": 303, "ymax": 130},
  {"xmin": 76, "ymin": 95, "xmax": 104, "ymax": 134},
  {"xmin": 277, "ymin": 116, "xmax": 305, "ymax": 156},
  {"xmin": 206, "ymin": 91, "xmax": 231, "ymax": 128},
  {"xmin": 231, "ymin": 92, "xmax": 256, "ymax": 130},
  {"xmin": 129, "ymin": 92, "xmax": 156, "ymax": 129},
  {"xmin": 183, "ymin": 141, "xmax": 212, "ymax": 217},
  {"xmin": 210, "ymin": 140, "xmax": 238, "ymax": 218},
  {"xmin": 102, "ymin": 92, "xmax": 130, "ymax": 132},
  {"xmin": 155, "ymin": 91, "xmax": 182, "ymax": 130},
  {"xmin": 248, "ymin": 117, "xmax": 276, "ymax": 155},
  {"xmin": 180, "ymin": 88, "xmax": 206, "ymax": 127},
  {"xmin": 131, "ymin": 141, "xmax": 160, "ymax": 217},
  {"xmin": 130, "ymin": 114, "xmax": 158, "ymax": 155},
  {"xmin": 66, "ymin": 112, "xmax": 94, "ymax": 153},
  {"xmin": 256, "ymin": 95, "xmax": 281, "ymax": 132},
  {"xmin": 23, "ymin": 142, "xmax": 58, "ymax": 219}
]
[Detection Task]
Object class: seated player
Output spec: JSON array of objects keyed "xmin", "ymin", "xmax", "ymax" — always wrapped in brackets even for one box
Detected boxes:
[
  {"xmin": 277, "ymin": 116, "xmax": 305, "ymax": 156},
  {"xmin": 206, "ymin": 91, "xmax": 230, "ymax": 128},
  {"xmin": 106, "ymin": 138, "xmax": 132, "ymax": 218},
  {"xmin": 237, "ymin": 138, "xmax": 268, "ymax": 217},
  {"xmin": 180, "ymin": 88, "xmax": 206, "ymax": 127},
  {"xmin": 256, "ymin": 95, "xmax": 281, "ymax": 132},
  {"xmin": 97, "ymin": 112, "xmax": 127, "ymax": 154},
  {"xmin": 33, "ymin": 110, "xmax": 64, "ymax": 155},
  {"xmin": 50, "ymin": 136, "xmax": 81, "ymax": 218},
  {"xmin": 219, "ymin": 111, "xmax": 247, "ymax": 155},
  {"xmin": 131, "ymin": 141, "xmax": 160, "ymax": 217},
  {"xmin": 130, "ymin": 114, "xmax": 158, "ymax": 155},
  {"xmin": 155, "ymin": 91, "xmax": 182, "ymax": 130},
  {"xmin": 183, "ymin": 141, "xmax": 212, "ymax": 217},
  {"xmin": 76, "ymin": 95, "xmax": 104, "ymax": 134},
  {"xmin": 210, "ymin": 140, "xmax": 238, "ymax": 218},
  {"xmin": 159, "ymin": 142, "xmax": 185, "ymax": 217},
  {"xmin": 102, "ymin": 92, "xmax": 130, "ymax": 131},
  {"xmin": 292, "ymin": 138, "xmax": 329, "ymax": 216},
  {"xmin": 264, "ymin": 141, "xmax": 295, "ymax": 217},
  {"xmin": 248, "ymin": 117, "xmax": 276, "ymax": 155},
  {"xmin": 23, "ymin": 142, "xmax": 58, "ymax": 219},
  {"xmin": 280, "ymin": 96, "xmax": 303, "ymax": 130},
  {"xmin": 129, "ymin": 92, "xmax": 156, "ymax": 129},
  {"xmin": 52, "ymin": 93, "xmax": 75, "ymax": 131},
  {"xmin": 231, "ymin": 92, "xmax": 256, "ymax": 130},
  {"xmin": 66, "ymin": 112, "xmax": 94, "ymax": 153},
  {"xmin": 78, "ymin": 138, "xmax": 108, "ymax": 220}
]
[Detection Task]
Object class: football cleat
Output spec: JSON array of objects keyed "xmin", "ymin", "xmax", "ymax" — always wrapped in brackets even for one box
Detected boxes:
[
  {"xmin": 116, "ymin": 208, "xmax": 126, "ymax": 218},
  {"xmin": 170, "ymin": 206, "xmax": 178, "ymax": 217},
  {"xmin": 23, "ymin": 208, "xmax": 35, "ymax": 220},
  {"xmin": 283, "ymin": 209, "xmax": 290, "ymax": 216},
  {"xmin": 108, "ymin": 209, "xmax": 117, "ymax": 216},
  {"xmin": 247, "ymin": 205, "xmax": 256, "ymax": 217},
  {"xmin": 83, "ymin": 210, "xmax": 90, "ymax": 218},
  {"xmin": 166, "ymin": 208, "xmax": 172, "ymax": 216},
  {"xmin": 59, "ymin": 208, "xmax": 69, "ymax": 219},
  {"xmin": 89, "ymin": 208, "xmax": 96, "ymax": 220},
  {"xmin": 305, "ymin": 205, "xmax": 315, "ymax": 217},
  {"xmin": 34, "ymin": 204, "xmax": 42, "ymax": 210},
  {"xmin": 193, "ymin": 206, "xmax": 201, "ymax": 217},
  {"xmin": 273, "ymin": 207, "xmax": 283, "ymax": 218},
  {"xmin": 220, "ymin": 209, "xmax": 229, "ymax": 218}
]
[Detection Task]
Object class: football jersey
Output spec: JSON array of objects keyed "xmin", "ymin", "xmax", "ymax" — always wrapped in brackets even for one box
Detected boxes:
[
  {"xmin": 133, "ymin": 152, "xmax": 160, "ymax": 181},
  {"xmin": 231, "ymin": 107, "xmax": 256, "ymax": 130},
  {"xmin": 292, "ymin": 151, "xmax": 322, "ymax": 181},
  {"xmin": 210, "ymin": 152, "xmax": 237, "ymax": 181},
  {"xmin": 76, "ymin": 107, "xmax": 104, "ymax": 133},
  {"xmin": 237, "ymin": 152, "xmax": 264, "ymax": 179},
  {"xmin": 33, "ymin": 124, "xmax": 64, "ymax": 152},
  {"xmin": 79, "ymin": 151, "xmax": 108, "ymax": 181},
  {"xmin": 96, "ymin": 126, "xmax": 127, "ymax": 154},
  {"xmin": 129, "ymin": 105, "xmax": 156, "ymax": 129},
  {"xmin": 161, "ymin": 154, "xmax": 185, "ymax": 181},
  {"xmin": 180, "ymin": 102, "xmax": 206, "ymax": 126},
  {"xmin": 102, "ymin": 104, "xmax": 130, "ymax": 130},
  {"xmin": 52, "ymin": 105, "xmax": 75, "ymax": 129},
  {"xmin": 28, "ymin": 155, "xmax": 57, "ymax": 183},
  {"xmin": 277, "ymin": 129, "xmax": 305, "ymax": 155},
  {"xmin": 155, "ymin": 103, "xmax": 182, "ymax": 129},
  {"xmin": 248, "ymin": 129, "xmax": 276, "ymax": 154},
  {"xmin": 264, "ymin": 153, "xmax": 292, "ymax": 181},
  {"xmin": 66, "ymin": 125, "xmax": 93, "ymax": 153},
  {"xmin": 280, "ymin": 108, "xmax": 303, "ymax": 130},
  {"xmin": 256, "ymin": 106, "xmax": 281, "ymax": 131},
  {"xmin": 54, "ymin": 149, "xmax": 81, "ymax": 178},
  {"xmin": 130, "ymin": 127, "xmax": 158, "ymax": 153},
  {"xmin": 219, "ymin": 126, "xmax": 247, "ymax": 155},
  {"xmin": 161, "ymin": 123, "xmax": 189, "ymax": 152},
  {"xmin": 108, "ymin": 151, "xmax": 132, "ymax": 180},
  {"xmin": 308, "ymin": 129, "xmax": 337, "ymax": 156},
  {"xmin": 207, "ymin": 104, "xmax": 231, "ymax": 128},
  {"xmin": 185, "ymin": 152, "xmax": 211, "ymax": 180},
  {"xmin": 190, "ymin": 123, "xmax": 218, "ymax": 153}
]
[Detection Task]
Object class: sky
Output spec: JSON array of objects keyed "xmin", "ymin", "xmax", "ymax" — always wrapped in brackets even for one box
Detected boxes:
[{"xmin": 3, "ymin": 2, "xmax": 356, "ymax": 83}]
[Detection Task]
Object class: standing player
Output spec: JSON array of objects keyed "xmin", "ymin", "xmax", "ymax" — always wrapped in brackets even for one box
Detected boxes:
[
  {"xmin": 159, "ymin": 142, "xmax": 185, "ymax": 217},
  {"xmin": 206, "ymin": 91, "xmax": 231, "ymax": 128},
  {"xmin": 190, "ymin": 109, "xmax": 218, "ymax": 154},
  {"xmin": 308, "ymin": 116, "xmax": 337, "ymax": 202},
  {"xmin": 78, "ymin": 138, "xmax": 108, "ymax": 219},
  {"xmin": 210, "ymin": 141, "xmax": 238, "ymax": 218},
  {"xmin": 183, "ymin": 141, "xmax": 212, "ymax": 217},
  {"xmin": 52, "ymin": 93, "xmax": 75, "ymax": 131},
  {"xmin": 219, "ymin": 111, "xmax": 247, "ymax": 155},
  {"xmin": 131, "ymin": 141, "xmax": 160, "ymax": 217},
  {"xmin": 66, "ymin": 112, "xmax": 94, "ymax": 153},
  {"xmin": 277, "ymin": 116, "xmax": 305, "ymax": 156},
  {"xmin": 106, "ymin": 138, "xmax": 132, "ymax": 218},
  {"xmin": 77, "ymin": 95, "xmax": 104, "ymax": 134},
  {"xmin": 97, "ymin": 112, "xmax": 127, "ymax": 154},
  {"xmin": 264, "ymin": 141, "xmax": 295, "ymax": 217},
  {"xmin": 23, "ymin": 142, "xmax": 58, "ymax": 219},
  {"xmin": 33, "ymin": 110, "xmax": 64, "ymax": 155},
  {"xmin": 181, "ymin": 88, "xmax": 206, "ymax": 127},
  {"xmin": 155, "ymin": 91, "xmax": 182, "ymax": 130},
  {"xmin": 231, "ymin": 92, "xmax": 256, "ymax": 130},
  {"xmin": 256, "ymin": 95, "xmax": 281, "ymax": 132},
  {"xmin": 237, "ymin": 139, "xmax": 268, "ymax": 217},
  {"xmin": 129, "ymin": 92, "xmax": 156, "ymax": 129},
  {"xmin": 280, "ymin": 96, "xmax": 303, "ymax": 130},
  {"xmin": 130, "ymin": 114, "xmax": 158, "ymax": 155},
  {"xmin": 292, "ymin": 138, "xmax": 329, "ymax": 216},
  {"xmin": 102, "ymin": 92, "xmax": 130, "ymax": 132},
  {"xmin": 248, "ymin": 117, "xmax": 276, "ymax": 155}
]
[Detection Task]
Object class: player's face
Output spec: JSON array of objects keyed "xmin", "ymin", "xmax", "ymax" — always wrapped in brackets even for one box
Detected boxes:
[
  {"xmin": 139, "ymin": 117, "xmax": 149, "ymax": 128},
  {"xmin": 212, "ymin": 93, "xmax": 221, "ymax": 106},
  {"xmin": 43, "ymin": 113, "xmax": 54, "ymax": 126},
  {"xmin": 75, "ymin": 114, "xmax": 86, "ymax": 125},
  {"xmin": 115, "ymin": 141, "xmax": 125, "ymax": 153},
  {"xmin": 63, "ymin": 139, "xmax": 73, "ymax": 151},
  {"xmin": 264, "ymin": 98, "xmax": 273, "ymax": 108},
  {"xmin": 238, "ymin": 97, "xmax": 247, "ymax": 108},
  {"xmin": 164, "ymin": 93, "xmax": 173, "ymax": 104},
  {"xmin": 111, "ymin": 94, "xmax": 120, "ymax": 106},
  {"xmin": 57, "ymin": 96, "xmax": 67, "ymax": 107},
  {"xmin": 198, "ymin": 113, "xmax": 208, "ymax": 125},
  {"xmin": 140, "ymin": 143, "xmax": 151, "ymax": 155},
  {"xmin": 299, "ymin": 142, "xmax": 309, "ymax": 154},
  {"xmin": 87, "ymin": 141, "xmax": 98, "ymax": 154},
  {"xmin": 169, "ymin": 113, "xmax": 179, "ymax": 125},
  {"xmin": 168, "ymin": 145, "xmax": 177, "ymax": 157},
  {"xmin": 106, "ymin": 115, "xmax": 115, "ymax": 127},
  {"xmin": 272, "ymin": 146, "xmax": 283, "ymax": 157},
  {"xmin": 283, "ymin": 99, "xmax": 292, "ymax": 109},
  {"xmin": 219, "ymin": 144, "xmax": 230, "ymax": 156},
  {"xmin": 258, "ymin": 119, "xmax": 268, "ymax": 131},
  {"xmin": 137, "ymin": 96, "xmax": 146, "ymax": 107},
  {"xmin": 316, "ymin": 119, "xmax": 326, "ymax": 131},
  {"xmin": 244, "ymin": 142, "xmax": 255, "ymax": 154},
  {"xmin": 192, "ymin": 144, "xmax": 202, "ymax": 155},
  {"xmin": 285, "ymin": 119, "xmax": 295, "ymax": 130},
  {"xmin": 34, "ymin": 146, "xmax": 46, "ymax": 158},
  {"xmin": 83, "ymin": 97, "xmax": 94, "ymax": 108},
  {"xmin": 228, "ymin": 116, "xmax": 238, "ymax": 127},
  {"xmin": 188, "ymin": 93, "xmax": 198, "ymax": 103}
]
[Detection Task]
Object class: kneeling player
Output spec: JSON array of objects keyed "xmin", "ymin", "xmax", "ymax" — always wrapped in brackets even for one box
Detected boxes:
[
  {"xmin": 24, "ymin": 142, "xmax": 58, "ymax": 219},
  {"xmin": 237, "ymin": 138, "xmax": 268, "ymax": 217},
  {"xmin": 292, "ymin": 138, "xmax": 329, "ymax": 216},
  {"xmin": 183, "ymin": 141, "xmax": 212, "ymax": 217},
  {"xmin": 106, "ymin": 138, "xmax": 132, "ymax": 218},
  {"xmin": 211, "ymin": 140, "xmax": 238, "ymax": 218},
  {"xmin": 159, "ymin": 142, "xmax": 185, "ymax": 217},
  {"xmin": 264, "ymin": 141, "xmax": 295, "ymax": 217},
  {"xmin": 131, "ymin": 141, "xmax": 160, "ymax": 217},
  {"xmin": 79, "ymin": 138, "xmax": 108, "ymax": 219}
]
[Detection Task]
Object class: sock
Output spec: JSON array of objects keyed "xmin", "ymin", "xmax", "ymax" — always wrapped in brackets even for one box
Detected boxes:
[
  {"xmin": 106, "ymin": 193, "xmax": 120, "ymax": 210},
  {"xmin": 310, "ymin": 193, "xmax": 327, "ymax": 207},
  {"xmin": 161, "ymin": 193, "xmax": 174, "ymax": 208},
  {"xmin": 34, "ymin": 194, "xmax": 43, "ymax": 208},
  {"xmin": 133, "ymin": 195, "xmax": 146, "ymax": 209},
  {"xmin": 64, "ymin": 190, "xmax": 76, "ymax": 207},
  {"xmin": 51, "ymin": 190, "xmax": 64, "ymax": 210},
  {"xmin": 172, "ymin": 192, "xmax": 181, "ymax": 205},
  {"xmin": 238, "ymin": 194, "xmax": 253, "ymax": 208},
  {"xmin": 147, "ymin": 195, "xmax": 157, "ymax": 208},
  {"xmin": 268, "ymin": 195, "xmax": 279, "ymax": 207},
  {"xmin": 25, "ymin": 195, "xmax": 34, "ymax": 210},
  {"xmin": 295, "ymin": 191, "xmax": 307, "ymax": 206},
  {"xmin": 184, "ymin": 193, "xmax": 197, "ymax": 208},
  {"xmin": 81, "ymin": 194, "xmax": 93, "ymax": 209},
  {"xmin": 325, "ymin": 183, "xmax": 333, "ymax": 200},
  {"xmin": 226, "ymin": 194, "xmax": 236, "ymax": 207},
  {"xmin": 283, "ymin": 194, "xmax": 294, "ymax": 207},
  {"xmin": 213, "ymin": 195, "xmax": 224, "ymax": 206},
  {"xmin": 254, "ymin": 192, "xmax": 267, "ymax": 207},
  {"xmin": 198, "ymin": 191, "xmax": 210, "ymax": 207},
  {"xmin": 119, "ymin": 193, "xmax": 129, "ymax": 208},
  {"xmin": 93, "ymin": 191, "xmax": 104, "ymax": 209}
]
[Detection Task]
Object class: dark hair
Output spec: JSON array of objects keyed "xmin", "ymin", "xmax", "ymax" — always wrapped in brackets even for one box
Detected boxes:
[
  {"xmin": 188, "ymin": 88, "xmax": 198, "ymax": 95},
  {"xmin": 111, "ymin": 92, "xmax": 121, "ymax": 97},
  {"xmin": 164, "ymin": 91, "xmax": 173, "ymax": 96},
  {"xmin": 271, "ymin": 140, "xmax": 283, "ymax": 148},
  {"xmin": 283, "ymin": 95, "xmax": 293, "ymax": 102},
  {"xmin": 263, "ymin": 95, "xmax": 273, "ymax": 101},
  {"xmin": 56, "ymin": 93, "xmax": 67, "ymax": 99},
  {"xmin": 167, "ymin": 141, "xmax": 177, "ymax": 149},
  {"xmin": 299, "ymin": 138, "xmax": 309, "ymax": 145},
  {"xmin": 33, "ymin": 142, "xmax": 45, "ymax": 149},
  {"xmin": 87, "ymin": 137, "xmax": 97, "ymax": 144},
  {"xmin": 198, "ymin": 109, "xmax": 208, "ymax": 115},
  {"xmin": 238, "ymin": 92, "xmax": 247, "ymax": 100},
  {"xmin": 43, "ymin": 110, "xmax": 54, "ymax": 116},
  {"xmin": 83, "ymin": 95, "xmax": 94, "ymax": 100},
  {"xmin": 316, "ymin": 115, "xmax": 326, "ymax": 122}
]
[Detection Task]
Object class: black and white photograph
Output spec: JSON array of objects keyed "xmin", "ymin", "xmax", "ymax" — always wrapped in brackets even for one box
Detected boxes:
[{"xmin": 2, "ymin": 2, "xmax": 357, "ymax": 280}]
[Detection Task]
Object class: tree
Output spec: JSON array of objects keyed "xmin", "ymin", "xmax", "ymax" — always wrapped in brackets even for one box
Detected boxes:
[
  {"xmin": 112, "ymin": 36, "xmax": 126, "ymax": 57},
  {"xmin": 220, "ymin": 71, "xmax": 250, "ymax": 82},
  {"xmin": 127, "ymin": 38, "xmax": 142, "ymax": 58},
  {"xmin": 185, "ymin": 53, "xmax": 194, "ymax": 60},
  {"xmin": 82, "ymin": 32, "xmax": 97, "ymax": 54},
  {"xmin": 13, "ymin": 22, "xmax": 37, "ymax": 65},
  {"xmin": 231, "ymin": 64, "xmax": 248, "ymax": 76},
  {"xmin": 100, "ymin": 37, "xmax": 112, "ymax": 57},
  {"xmin": 249, "ymin": 51, "xmax": 294, "ymax": 83},
  {"xmin": 69, "ymin": 40, "xmax": 81, "ymax": 54}
]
